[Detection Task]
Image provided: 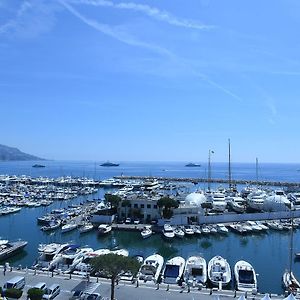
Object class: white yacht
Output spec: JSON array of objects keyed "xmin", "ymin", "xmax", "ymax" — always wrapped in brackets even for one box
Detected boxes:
[
  {"xmin": 162, "ymin": 224, "xmax": 175, "ymax": 240},
  {"xmin": 216, "ymin": 224, "xmax": 229, "ymax": 234},
  {"xmin": 227, "ymin": 195, "xmax": 246, "ymax": 213},
  {"xmin": 98, "ymin": 224, "xmax": 112, "ymax": 235},
  {"xmin": 163, "ymin": 256, "xmax": 185, "ymax": 284},
  {"xmin": 183, "ymin": 225, "xmax": 194, "ymax": 236},
  {"xmin": 210, "ymin": 192, "xmax": 227, "ymax": 212},
  {"xmin": 234, "ymin": 260, "xmax": 257, "ymax": 292},
  {"xmin": 137, "ymin": 254, "xmax": 164, "ymax": 283},
  {"xmin": 247, "ymin": 189, "xmax": 266, "ymax": 211},
  {"xmin": 208, "ymin": 255, "xmax": 231, "ymax": 287},
  {"xmin": 174, "ymin": 227, "xmax": 185, "ymax": 238},
  {"xmin": 141, "ymin": 226, "xmax": 152, "ymax": 239},
  {"xmin": 61, "ymin": 223, "xmax": 77, "ymax": 233},
  {"xmin": 184, "ymin": 256, "xmax": 207, "ymax": 287},
  {"xmin": 34, "ymin": 243, "xmax": 70, "ymax": 270},
  {"xmin": 79, "ymin": 223, "xmax": 94, "ymax": 234}
]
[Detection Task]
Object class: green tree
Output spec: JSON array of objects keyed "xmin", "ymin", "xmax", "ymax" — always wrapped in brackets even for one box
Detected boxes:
[
  {"xmin": 5, "ymin": 288, "xmax": 23, "ymax": 299},
  {"xmin": 27, "ymin": 288, "xmax": 44, "ymax": 300},
  {"xmin": 104, "ymin": 194, "xmax": 122, "ymax": 209},
  {"xmin": 157, "ymin": 196, "xmax": 179, "ymax": 219},
  {"xmin": 91, "ymin": 254, "xmax": 141, "ymax": 300}
]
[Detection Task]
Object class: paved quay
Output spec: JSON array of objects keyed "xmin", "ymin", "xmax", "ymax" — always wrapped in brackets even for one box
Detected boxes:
[{"xmin": 0, "ymin": 266, "xmax": 289, "ymax": 300}]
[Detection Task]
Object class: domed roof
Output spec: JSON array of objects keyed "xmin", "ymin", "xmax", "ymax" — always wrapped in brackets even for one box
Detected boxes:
[{"xmin": 185, "ymin": 192, "xmax": 207, "ymax": 206}]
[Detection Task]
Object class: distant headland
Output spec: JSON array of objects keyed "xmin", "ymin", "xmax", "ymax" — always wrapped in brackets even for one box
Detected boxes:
[{"xmin": 0, "ymin": 144, "xmax": 45, "ymax": 161}]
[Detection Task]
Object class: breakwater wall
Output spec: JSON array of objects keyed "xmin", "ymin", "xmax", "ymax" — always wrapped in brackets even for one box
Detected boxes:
[{"xmin": 114, "ymin": 175, "xmax": 300, "ymax": 188}]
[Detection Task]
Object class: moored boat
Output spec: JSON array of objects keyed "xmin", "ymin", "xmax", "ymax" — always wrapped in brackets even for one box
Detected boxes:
[
  {"xmin": 162, "ymin": 256, "xmax": 185, "ymax": 284},
  {"xmin": 184, "ymin": 256, "xmax": 207, "ymax": 287},
  {"xmin": 0, "ymin": 239, "xmax": 28, "ymax": 261},
  {"xmin": 137, "ymin": 254, "xmax": 164, "ymax": 283},
  {"xmin": 98, "ymin": 224, "xmax": 112, "ymax": 235},
  {"xmin": 208, "ymin": 255, "xmax": 231, "ymax": 287},
  {"xmin": 234, "ymin": 260, "xmax": 257, "ymax": 292},
  {"xmin": 162, "ymin": 224, "xmax": 175, "ymax": 240},
  {"xmin": 141, "ymin": 226, "xmax": 152, "ymax": 239}
]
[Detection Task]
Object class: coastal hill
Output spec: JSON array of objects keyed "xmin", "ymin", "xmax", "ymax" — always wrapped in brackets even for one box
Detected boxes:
[{"xmin": 0, "ymin": 144, "xmax": 45, "ymax": 161}]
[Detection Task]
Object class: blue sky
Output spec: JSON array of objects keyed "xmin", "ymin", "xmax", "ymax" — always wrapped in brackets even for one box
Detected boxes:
[{"xmin": 1, "ymin": 0, "xmax": 300, "ymax": 163}]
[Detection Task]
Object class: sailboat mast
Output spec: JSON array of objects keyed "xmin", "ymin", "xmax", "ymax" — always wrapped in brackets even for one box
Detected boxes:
[
  {"xmin": 255, "ymin": 158, "xmax": 259, "ymax": 182},
  {"xmin": 289, "ymin": 214, "xmax": 294, "ymax": 275},
  {"xmin": 208, "ymin": 150, "xmax": 212, "ymax": 192},
  {"xmin": 228, "ymin": 139, "xmax": 232, "ymax": 189}
]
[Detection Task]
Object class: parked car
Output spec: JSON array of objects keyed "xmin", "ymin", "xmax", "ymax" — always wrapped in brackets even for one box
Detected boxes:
[
  {"xmin": 125, "ymin": 218, "xmax": 132, "ymax": 224},
  {"xmin": 69, "ymin": 290, "xmax": 84, "ymax": 300},
  {"xmin": 85, "ymin": 293, "xmax": 102, "ymax": 300},
  {"xmin": 42, "ymin": 284, "xmax": 60, "ymax": 300}
]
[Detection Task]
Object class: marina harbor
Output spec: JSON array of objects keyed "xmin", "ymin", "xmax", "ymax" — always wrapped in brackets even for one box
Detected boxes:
[{"xmin": 2, "ymin": 161, "xmax": 300, "ymax": 297}]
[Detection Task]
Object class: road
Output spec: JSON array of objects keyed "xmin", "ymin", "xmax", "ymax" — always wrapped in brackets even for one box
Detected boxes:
[{"xmin": 0, "ymin": 266, "xmax": 284, "ymax": 300}]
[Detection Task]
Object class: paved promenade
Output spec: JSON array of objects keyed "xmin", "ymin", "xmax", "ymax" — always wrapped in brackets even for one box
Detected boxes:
[{"xmin": 0, "ymin": 266, "xmax": 287, "ymax": 300}]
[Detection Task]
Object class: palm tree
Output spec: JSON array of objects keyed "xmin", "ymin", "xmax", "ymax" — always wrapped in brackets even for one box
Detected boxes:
[{"xmin": 91, "ymin": 254, "xmax": 141, "ymax": 300}]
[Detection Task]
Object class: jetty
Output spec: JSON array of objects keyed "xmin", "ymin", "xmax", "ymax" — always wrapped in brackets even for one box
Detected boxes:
[{"xmin": 114, "ymin": 175, "xmax": 300, "ymax": 188}]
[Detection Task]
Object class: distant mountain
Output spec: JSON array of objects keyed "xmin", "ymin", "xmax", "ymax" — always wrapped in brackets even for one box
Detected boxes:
[{"xmin": 0, "ymin": 144, "xmax": 45, "ymax": 161}]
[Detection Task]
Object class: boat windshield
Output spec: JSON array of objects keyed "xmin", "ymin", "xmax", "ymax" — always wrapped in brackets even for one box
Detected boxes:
[
  {"xmin": 239, "ymin": 270, "xmax": 254, "ymax": 284},
  {"xmin": 191, "ymin": 267, "xmax": 203, "ymax": 276},
  {"xmin": 164, "ymin": 265, "xmax": 179, "ymax": 278}
]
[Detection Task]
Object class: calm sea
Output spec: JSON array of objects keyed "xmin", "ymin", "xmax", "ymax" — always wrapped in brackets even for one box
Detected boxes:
[{"xmin": 1, "ymin": 160, "xmax": 300, "ymax": 294}]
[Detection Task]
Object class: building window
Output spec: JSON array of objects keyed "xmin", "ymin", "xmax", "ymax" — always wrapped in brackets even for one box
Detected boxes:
[
  {"xmin": 147, "ymin": 204, "xmax": 151, "ymax": 209},
  {"xmin": 141, "ymin": 204, "xmax": 144, "ymax": 208},
  {"xmin": 154, "ymin": 205, "xmax": 157, "ymax": 209},
  {"xmin": 134, "ymin": 204, "xmax": 138, "ymax": 208}
]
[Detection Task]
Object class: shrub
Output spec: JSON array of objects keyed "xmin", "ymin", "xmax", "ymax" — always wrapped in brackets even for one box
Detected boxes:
[
  {"xmin": 27, "ymin": 288, "xmax": 44, "ymax": 300},
  {"xmin": 5, "ymin": 288, "xmax": 23, "ymax": 299}
]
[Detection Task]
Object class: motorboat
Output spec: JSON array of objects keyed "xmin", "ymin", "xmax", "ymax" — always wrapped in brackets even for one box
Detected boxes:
[
  {"xmin": 41, "ymin": 220, "xmax": 61, "ymax": 232},
  {"xmin": 61, "ymin": 223, "xmax": 77, "ymax": 233},
  {"xmin": 79, "ymin": 223, "xmax": 94, "ymax": 234},
  {"xmin": 49, "ymin": 245, "xmax": 93, "ymax": 273},
  {"xmin": 216, "ymin": 224, "xmax": 229, "ymax": 234},
  {"xmin": 247, "ymin": 189, "xmax": 266, "ymax": 211},
  {"xmin": 183, "ymin": 226, "xmax": 194, "ymax": 236},
  {"xmin": 137, "ymin": 254, "xmax": 164, "ymax": 283},
  {"xmin": 184, "ymin": 256, "xmax": 207, "ymax": 287},
  {"xmin": 34, "ymin": 243, "xmax": 70, "ymax": 270},
  {"xmin": 174, "ymin": 227, "xmax": 185, "ymax": 238},
  {"xmin": 227, "ymin": 196, "xmax": 246, "ymax": 213},
  {"xmin": 162, "ymin": 224, "xmax": 175, "ymax": 240},
  {"xmin": 141, "ymin": 226, "xmax": 152, "ymax": 239},
  {"xmin": 208, "ymin": 255, "xmax": 231, "ymax": 287},
  {"xmin": 185, "ymin": 163, "xmax": 201, "ymax": 167},
  {"xmin": 208, "ymin": 192, "xmax": 227, "ymax": 212},
  {"xmin": 0, "ymin": 239, "xmax": 27, "ymax": 261},
  {"xmin": 100, "ymin": 161, "xmax": 119, "ymax": 167},
  {"xmin": 234, "ymin": 260, "xmax": 257, "ymax": 292},
  {"xmin": 162, "ymin": 256, "xmax": 185, "ymax": 284},
  {"xmin": 98, "ymin": 224, "xmax": 112, "ymax": 235},
  {"xmin": 283, "ymin": 271, "xmax": 300, "ymax": 292}
]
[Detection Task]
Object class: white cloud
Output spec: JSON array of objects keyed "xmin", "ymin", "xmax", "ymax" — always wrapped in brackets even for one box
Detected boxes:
[
  {"xmin": 0, "ymin": 0, "xmax": 60, "ymax": 38},
  {"xmin": 67, "ymin": 0, "xmax": 213, "ymax": 30}
]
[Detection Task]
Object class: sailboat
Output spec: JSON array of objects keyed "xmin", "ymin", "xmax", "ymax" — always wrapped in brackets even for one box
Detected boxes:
[{"xmin": 282, "ymin": 214, "xmax": 300, "ymax": 293}]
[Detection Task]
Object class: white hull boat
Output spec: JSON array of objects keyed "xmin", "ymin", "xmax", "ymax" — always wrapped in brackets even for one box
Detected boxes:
[
  {"xmin": 184, "ymin": 256, "xmax": 207, "ymax": 287},
  {"xmin": 98, "ymin": 224, "xmax": 112, "ymax": 235},
  {"xmin": 138, "ymin": 254, "xmax": 164, "ymax": 283},
  {"xmin": 141, "ymin": 226, "xmax": 152, "ymax": 239},
  {"xmin": 162, "ymin": 224, "xmax": 175, "ymax": 240},
  {"xmin": 234, "ymin": 260, "xmax": 257, "ymax": 292},
  {"xmin": 163, "ymin": 256, "xmax": 185, "ymax": 284},
  {"xmin": 208, "ymin": 255, "xmax": 231, "ymax": 287}
]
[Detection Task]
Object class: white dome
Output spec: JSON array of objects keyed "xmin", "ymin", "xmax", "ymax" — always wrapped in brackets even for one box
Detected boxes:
[
  {"xmin": 185, "ymin": 192, "xmax": 207, "ymax": 206},
  {"xmin": 263, "ymin": 195, "xmax": 290, "ymax": 212}
]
